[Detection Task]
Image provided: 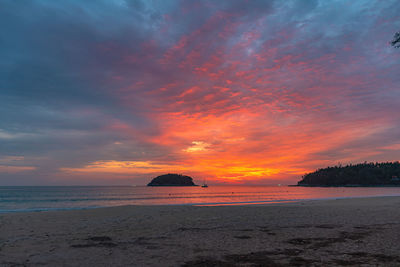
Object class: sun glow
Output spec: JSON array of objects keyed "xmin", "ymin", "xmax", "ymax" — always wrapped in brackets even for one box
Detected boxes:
[{"xmin": 61, "ymin": 157, "xmax": 309, "ymax": 183}]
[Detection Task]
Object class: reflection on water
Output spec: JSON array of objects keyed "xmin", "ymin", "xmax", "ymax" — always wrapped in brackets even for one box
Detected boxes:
[{"xmin": 1, "ymin": 185, "xmax": 400, "ymax": 212}]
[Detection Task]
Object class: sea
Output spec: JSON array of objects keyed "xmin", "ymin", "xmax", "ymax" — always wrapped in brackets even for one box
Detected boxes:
[{"xmin": 1, "ymin": 185, "xmax": 400, "ymax": 213}]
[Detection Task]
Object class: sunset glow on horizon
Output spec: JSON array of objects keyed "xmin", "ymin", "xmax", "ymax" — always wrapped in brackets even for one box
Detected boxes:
[{"xmin": 1, "ymin": 0, "xmax": 400, "ymax": 185}]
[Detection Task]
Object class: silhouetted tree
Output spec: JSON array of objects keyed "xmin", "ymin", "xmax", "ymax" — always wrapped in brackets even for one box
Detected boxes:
[
  {"xmin": 298, "ymin": 162, "xmax": 400, "ymax": 186},
  {"xmin": 391, "ymin": 31, "xmax": 400, "ymax": 48}
]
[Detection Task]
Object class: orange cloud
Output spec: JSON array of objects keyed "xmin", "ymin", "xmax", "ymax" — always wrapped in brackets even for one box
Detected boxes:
[
  {"xmin": 0, "ymin": 166, "xmax": 36, "ymax": 173},
  {"xmin": 56, "ymin": 4, "xmax": 400, "ymax": 185}
]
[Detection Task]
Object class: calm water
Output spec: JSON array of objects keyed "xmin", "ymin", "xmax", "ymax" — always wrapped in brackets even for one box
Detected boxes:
[{"xmin": 1, "ymin": 185, "xmax": 400, "ymax": 213}]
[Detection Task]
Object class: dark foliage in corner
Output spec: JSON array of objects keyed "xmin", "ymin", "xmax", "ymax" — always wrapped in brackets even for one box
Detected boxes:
[
  {"xmin": 298, "ymin": 162, "xmax": 400, "ymax": 186},
  {"xmin": 391, "ymin": 32, "xmax": 400, "ymax": 48}
]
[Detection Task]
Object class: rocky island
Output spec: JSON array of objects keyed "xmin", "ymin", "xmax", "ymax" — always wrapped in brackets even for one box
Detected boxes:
[
  {"xmin": 147, "ymin": 173, "xmax": 197, "ymax": 186},
  {"xmin": 297, "ymin": 162, "xmax": 400, "ymax": 186}
]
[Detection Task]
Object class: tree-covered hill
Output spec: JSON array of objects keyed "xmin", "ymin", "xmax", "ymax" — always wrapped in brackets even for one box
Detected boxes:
[
  {"xmin": 297, "ymin": 162, "xmax": 400, "ymax": 186},
  {"xmin": 147, "ymin": 173, "xmax": 197, "ymax": 186}
]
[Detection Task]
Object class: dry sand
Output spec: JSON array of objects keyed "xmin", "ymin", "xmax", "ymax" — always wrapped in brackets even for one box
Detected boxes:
[{"xmin": 1, "ymin": 197, "xmax": 400, "ymax": 266}]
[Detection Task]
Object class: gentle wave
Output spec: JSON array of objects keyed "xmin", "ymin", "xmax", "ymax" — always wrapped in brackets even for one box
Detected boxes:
[
  {"xmin": 0, "ymin": 195, "xmax": 279, "ymax": 203},
  {"xmin": 1, "ymin": 185, "xmax": 400, "ymax": 213}
]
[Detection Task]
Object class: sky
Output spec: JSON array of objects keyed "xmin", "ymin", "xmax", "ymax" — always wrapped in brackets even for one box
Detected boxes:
[{"xmin": 1, "ymin": 0, "xmax": 400, "ymax": 185}]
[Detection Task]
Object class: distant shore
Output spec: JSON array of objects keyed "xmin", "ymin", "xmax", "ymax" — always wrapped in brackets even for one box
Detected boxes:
[
  {"xmin": 2, "ymin": 196, "xmax": 400, "ymax": 266},
  {"xmin": 296, "ymin": 184, "xmax": 400, "ymax": 187}
]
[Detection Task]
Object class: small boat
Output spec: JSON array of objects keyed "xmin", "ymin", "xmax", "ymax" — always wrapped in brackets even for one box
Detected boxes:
[{"xmin": 201, "ymin": 179, "xmax": 208, "ymax": 188}]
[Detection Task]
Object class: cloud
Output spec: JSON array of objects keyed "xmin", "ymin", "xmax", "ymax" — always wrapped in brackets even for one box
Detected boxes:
[
  {"xmin": 0, "ymin": 156, "xmax": 36, "ymax": 173},
  {"xmin": 183, "ymin": 141, "xmax": 211, "ymax": 153},
  {"xmin": 1, "ymin": 0, "xmax": 400, "ymax": 184},
  {"xmin": 0, "ymin": 166, "xmax": 36, "ymax": 173}
]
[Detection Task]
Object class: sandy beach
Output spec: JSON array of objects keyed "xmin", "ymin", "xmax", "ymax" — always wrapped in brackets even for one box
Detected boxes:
[{"xmin": 1, "ymin": 197, "xmax": 400, "ymax": 266}]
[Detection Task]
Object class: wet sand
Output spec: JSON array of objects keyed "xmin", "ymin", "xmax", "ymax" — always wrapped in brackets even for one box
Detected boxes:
[{"xmin": 1, "ymin": 196, "xmax": 400, "ymax": 266}]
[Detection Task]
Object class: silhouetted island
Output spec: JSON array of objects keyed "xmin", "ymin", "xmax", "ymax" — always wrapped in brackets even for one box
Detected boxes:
[
  {"xmin": 147, "ymin": 173, "xmax": 197, "ymax": 186},
  {"xmin": 297, "ymin": 162, "xmax": 400, "ymax": 186}
]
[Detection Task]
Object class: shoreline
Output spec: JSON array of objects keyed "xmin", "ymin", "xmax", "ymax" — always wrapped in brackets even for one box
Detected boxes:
[
  {"xmin": 3, "ymin": 194, "xmax": 400, "ymax": 214},
  {"xmin": 2, "ymin": 196, "xmax": 400, "ymax": 266},
  {"xmin": 296, "ymin": 184, "xmax": 400, "ymax": 187}
]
